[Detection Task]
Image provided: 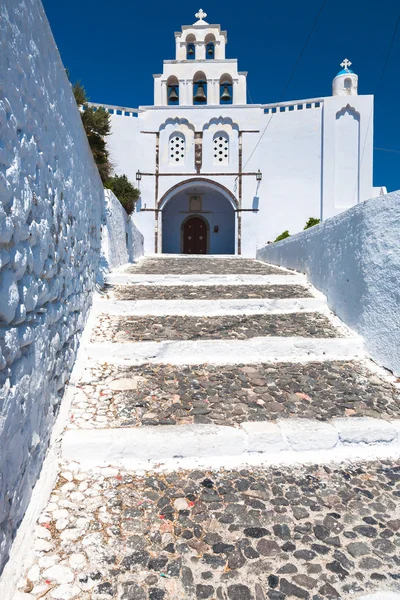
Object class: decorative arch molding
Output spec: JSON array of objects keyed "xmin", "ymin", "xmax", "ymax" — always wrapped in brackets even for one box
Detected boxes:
[
  {"xmin": 159, "ymin": 117, "xmax": 195, "ymax": 133},
  {"xmin": 158, "ymin": 178, "xmax": 239, "ymax": 210},
  {"xmin": 336, "ymin": 104, "xmax": 360, "ymax": 121},
  {"xmin": 203, "ymin": 116, "xmax": 239, "ymax": 132}
]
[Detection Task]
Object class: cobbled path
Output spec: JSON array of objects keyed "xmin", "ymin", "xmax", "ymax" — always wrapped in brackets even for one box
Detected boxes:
[
  {"xmin": 14, "ymin": 257, "xmax": 400, "ymax": 600},
  {"xmin": 91, "ymin": 314, "xmax": 340, "ymax": 343},
  {"xmin": 125, "ymin": 257, "xmax": 288, "ymax": 275},
  {"xmin": 17, "ymin": 461, "xmax": 400, "ymax": 600},
  {"xmin": 70, "ymin": 361, "xmax": 400, "ymax": 430},
  {"xmin": 107, "ymin": 284, "xmax": 313, "ymax": 301}
]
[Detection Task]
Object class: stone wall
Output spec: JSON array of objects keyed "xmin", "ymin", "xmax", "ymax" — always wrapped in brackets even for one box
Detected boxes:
[
  {"xmin": 0, "ymin": 0, "xmax": 104, "ymax": 571},
  {"xmin": 257, "ymin": 191, "xmax": 400, "ymax": 376},
  {"xmin": 100, "ymin": 189, "xmax": 144, "ymax": 279}
]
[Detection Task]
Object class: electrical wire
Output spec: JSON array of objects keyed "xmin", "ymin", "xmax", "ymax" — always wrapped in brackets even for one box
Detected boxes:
[
  {"xmin": 241, "ymin": 0, "xmax": 328, "ymax": 173},
  {"xmin": 374, "ymin": 147, "xmax": 400, "ymax": 155},
  {"xmin": 354, "ymin": 14, "xmax": 400, "ymax": 201}
]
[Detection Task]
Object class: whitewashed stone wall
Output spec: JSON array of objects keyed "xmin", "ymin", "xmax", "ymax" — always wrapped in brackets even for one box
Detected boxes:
[
  {"xmin": 0, "ymin": 0, "xmax": 104, "ymax": 572},
  {"xmin": 100, "ymin": 189, "xmax": 144, "ymax": 279},
  {"xmin": 257, "ymin": 191, "xmax": 400, "ymax": 376}
]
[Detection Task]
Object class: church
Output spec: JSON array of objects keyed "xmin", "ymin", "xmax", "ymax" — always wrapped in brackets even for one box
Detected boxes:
[{"xmin": 100, "ymin": 10, "xmax": 384, "ymax": 257}]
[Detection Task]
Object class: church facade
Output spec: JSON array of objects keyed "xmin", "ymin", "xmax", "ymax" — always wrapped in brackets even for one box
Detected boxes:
[{"xmin": 100, "ymin": 10, "xmax": 383, "ymax": 257}]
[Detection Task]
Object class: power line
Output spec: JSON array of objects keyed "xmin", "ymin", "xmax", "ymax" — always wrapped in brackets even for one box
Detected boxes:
[
  {"xmin": 377, "ymin": 15, "xmax": 400, "ymax": 89},
  {"xmin": 375, "ymin": 147, "xmax": 400, "ymax": 155},
  {"xmin": 354, "ymin": 14, "xmax": 400, "ymax": 201},
  {"xmin": 241, "ymin": 0, "xmax": 328, "ymax": 172}
]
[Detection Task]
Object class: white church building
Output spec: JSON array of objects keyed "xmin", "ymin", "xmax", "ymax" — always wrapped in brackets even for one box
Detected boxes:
[{"xmin": 98, "ymin": 10, "xmax": 384, "ymax": 257}]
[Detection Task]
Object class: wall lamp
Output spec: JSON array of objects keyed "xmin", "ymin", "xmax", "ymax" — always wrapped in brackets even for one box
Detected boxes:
[
  {"xmin": 136, "ymin": 170, "xmax": 142, "ymax": 182},
  {"xmin": 256, "ymin": 170, "xmax": 262, "ymax": 182}
]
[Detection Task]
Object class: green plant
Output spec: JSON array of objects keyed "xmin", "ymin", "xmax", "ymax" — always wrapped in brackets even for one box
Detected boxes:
[
  {"xmin": 274, "ymin": 230, "xmax": 290, "ymax": 242},
  {"xmin": 304, "ymin": 217, "xmax": 320, "ymax": 230},
  {"xmin": 72, "ymin": 80, "xmax": 112, "ymax": 183},
  {"xmin": 105, "ymin": 174, "xmax": 140, "ymax": 214}
]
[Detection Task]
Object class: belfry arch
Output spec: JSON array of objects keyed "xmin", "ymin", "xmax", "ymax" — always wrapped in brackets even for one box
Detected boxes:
[{"xmin": 157, "ymin": 179, "xmax": 238, "ymax": 255}]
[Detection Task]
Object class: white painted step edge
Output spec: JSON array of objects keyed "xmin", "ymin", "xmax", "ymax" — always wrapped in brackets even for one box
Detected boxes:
[
  {"xmin": 94, "ymin": 297, "xmax": 327, "ymax": 317},
  {"xmin": 86, "ymin": 336, "xmax": 365, "ymax": 366},
  {"xmin": 105, "ymin": 273, "xmax": 308, "ymax": 286},
  {"xmin": 62, "ymin": 417, "xmax": 400, "ymax": 470}
]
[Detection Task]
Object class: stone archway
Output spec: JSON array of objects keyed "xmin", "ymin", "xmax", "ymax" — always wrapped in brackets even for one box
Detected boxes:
[{"xmin": 158, "ymin": 179, "xmax": 238, "ymax": 255}]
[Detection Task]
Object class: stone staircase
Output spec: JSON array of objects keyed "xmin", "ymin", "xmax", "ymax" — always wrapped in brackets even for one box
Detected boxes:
[{"xmin": 15, "ymin": 256, "xmax": 400, "ymax": 600}]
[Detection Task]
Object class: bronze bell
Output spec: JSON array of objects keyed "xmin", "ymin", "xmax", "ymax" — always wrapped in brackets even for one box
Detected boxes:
[
  {"xmin": 188, "ymin": 45, "xmax": 194, "ymax": 55},
  {"xmin": 168, "ymin": 86, "xmax": 178, "ymax": 102},
  {"xmin": 194, "ymin": 82, "xmax": 207, "ymax": 103},
  {"xmin": 207, "ymin": 45, "xmax": 214, "ymax": 56},
  {"xmin": 220, "ymin": 84, "xmax": 232, "ymax": 102}
]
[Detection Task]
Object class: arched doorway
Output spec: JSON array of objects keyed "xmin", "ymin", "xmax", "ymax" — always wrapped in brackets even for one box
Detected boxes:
[
  {"xmin": 159, "ymin": 179, "xmax": 237, "ymax": 255},
  {"xmin": 182, "ymin": 215, "xmax": 208, "ymax": 254}
]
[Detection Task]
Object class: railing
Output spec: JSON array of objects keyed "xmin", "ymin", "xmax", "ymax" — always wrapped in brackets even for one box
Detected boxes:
[
  {"xmin": 262, "ymin": 98, "xmax": 324, "ymax": 114},
  {"xmin": 87, "ymin": 102, "xmax": 142, "ymax": 117}
]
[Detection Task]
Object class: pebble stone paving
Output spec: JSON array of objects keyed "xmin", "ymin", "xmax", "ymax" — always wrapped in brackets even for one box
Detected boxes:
[
  {"xmin": 125, "ymin": 257, "xmax": 290, "ymax": 276},
  {"xmin": 17, "ymin": 461, "xmax": 400, "ymax": 600},
  {"xmin": 106, "ymin": 285, "xmax": 313, "ymax": 301},
  {"xmin": 70, "ymin": 361, "xmax": 400, "ymax": 430},
  {"xmin": 15, "ymin": 257, "xmax": 400, "ymax": 599},
  {"xmin": 91, "ymin": 314, "xmax": 340, "ymax": 343}
]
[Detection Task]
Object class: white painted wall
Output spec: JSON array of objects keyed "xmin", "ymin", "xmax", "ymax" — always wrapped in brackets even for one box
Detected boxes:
[
  {"xmin": 0, "ymin": 0, "xmax": 104, "ymax": 573},
  {"xmin": 100, "ymin": 189, "xmax": 144, "ymax": 279},
  {"xmin": 257, "ymin": 190, "xmax": 400, "ymax": 376}
]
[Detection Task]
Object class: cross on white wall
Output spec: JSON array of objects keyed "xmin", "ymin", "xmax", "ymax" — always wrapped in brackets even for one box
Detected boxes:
[
  {"xmin": 195, "ymin": 9, "xmax": 207, "ymax": 21},
  {"xmin": 340, "ymin": 58, "xmax": 352, "ymax": 70}
]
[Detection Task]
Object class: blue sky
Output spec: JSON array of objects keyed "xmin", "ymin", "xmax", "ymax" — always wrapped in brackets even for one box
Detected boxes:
[{"xmin": 42, "ymin": 0, "xmax": 400, "ymax": 191}]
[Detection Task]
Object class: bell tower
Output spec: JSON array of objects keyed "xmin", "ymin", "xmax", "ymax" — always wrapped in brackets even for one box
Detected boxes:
[{"xmin": 153, "ymin": 10, "xmax": 247, "ymax": 106}]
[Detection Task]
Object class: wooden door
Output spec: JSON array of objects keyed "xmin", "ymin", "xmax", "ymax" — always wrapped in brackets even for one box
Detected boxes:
[{"xmin": 183, "ymin": 217, "xmax": 207, "ymax": 254}]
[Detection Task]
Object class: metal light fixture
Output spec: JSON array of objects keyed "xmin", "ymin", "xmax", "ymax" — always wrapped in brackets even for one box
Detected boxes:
[
  {"xmin": 136, "ymin": 170, "xmax": 142, "ymax": 182},
  {"xmin": 256, "ymin": 169, "xmax": 262, "ymax": 182}
]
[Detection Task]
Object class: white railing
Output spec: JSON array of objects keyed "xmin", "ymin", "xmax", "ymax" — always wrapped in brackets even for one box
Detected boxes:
[
  {"xmin": 87, "ymin": 102, "xmax": 142, "ymax": 117},
  {"xmin": 262, "ymin": 97, "xmax": 324, "ymax": 114}
]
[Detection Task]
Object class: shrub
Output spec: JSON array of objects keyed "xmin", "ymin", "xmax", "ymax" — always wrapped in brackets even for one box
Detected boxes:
[
  {"xmin": 105, "ymin": 174, "xmax": 140, "ymax": 214},
  {"xmin": 274, "ymin": 230, "xmax": 290, "ymax": 242},
  {"xmin": 72, "ymin": 80, "xmax": 112, "ymax": 183},
  {"xmin": 304, "ymin": 217, "xmax": 320, "ymax": 230}
]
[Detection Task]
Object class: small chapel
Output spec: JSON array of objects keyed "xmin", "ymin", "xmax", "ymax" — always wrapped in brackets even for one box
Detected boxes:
[{"xmin": 101, "ymin": 9, "xmax": 384, "ymax": 257}]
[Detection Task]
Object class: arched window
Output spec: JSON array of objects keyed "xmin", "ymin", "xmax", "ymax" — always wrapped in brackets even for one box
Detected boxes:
[
  {"xmin": 213, "ymin": 132, "xmax": 229, "ymax": 165},
  {"xmin": 344, "ymin": 77, "xmax": 352, "ymax": 93},
  {"xmin": 167, "ymin": 76, "xmax": 179, "ymax": 106},
  {"xmin": 205, "ymin": 34, "xmax": 215, "ymax": 59},
  {"xmin": 193, "ymin": 71, "xmax": 207, "ymax": 105},
  {"xmin": 169, "ymin": 132, "xmax": 185, "ymax": 164},
  {"xmin": 186, "ymin": 34, "xmax": 196, "ymax": 60},
  {"xmin": 220, "ymin": 74, "xmax": 233, "ymax": 105}
]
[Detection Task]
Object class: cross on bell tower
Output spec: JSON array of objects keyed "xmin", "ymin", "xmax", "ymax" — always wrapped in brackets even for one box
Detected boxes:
[
  {"xmin": 194, "ymin": 9, "xmax": 208, "ymax": 24},
  {"xmin": 340, "ymin": 58, "xmax": 352, "ymax": 70}
]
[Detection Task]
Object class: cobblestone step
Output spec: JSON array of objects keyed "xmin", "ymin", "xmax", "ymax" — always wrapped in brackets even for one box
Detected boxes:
[
  {"xmin": 105, "ymin": 283, "xmax": 313, "ymax": 301},
  {"xmin": 90, "ymin": 313, "xmax": 341, "ymax": 343},
  {"xmin": 125, "ymin": 256, "xmax": 290, "ymax": 275},
  {"xmin": 68, "ymin": 360, "xmax": 400, "ymax": 431},
  {"xmin": 7, "ymin": 257, "xmax": 400, "ymax": 600},
  {"xmin": 14, "ymin": 460, "xmax": 400, "ymax": 600}
]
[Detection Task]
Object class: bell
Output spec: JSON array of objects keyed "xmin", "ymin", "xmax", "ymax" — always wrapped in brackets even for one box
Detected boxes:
[
  {"xmin": 168, "ymin": 86, "xmax": 178, "ymax": 102},
  {"xmin": 188, "ymin": 45, "xmax": 194, "ymax": 55},
  {"xmin": 207, "ymin": 45, "xmax": 214, "ymax": 56},
  {"xmin": 194, "ymin": 82, "xmax": 207, "ymax": 103},
  {"xmin": 220, "ymin": 85, "xmax": 232, "ymax": 102}
]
